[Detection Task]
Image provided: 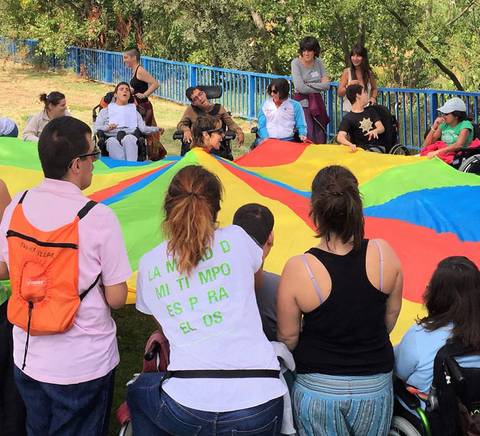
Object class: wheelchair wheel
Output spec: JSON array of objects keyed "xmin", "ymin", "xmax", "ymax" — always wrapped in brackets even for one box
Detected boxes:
[
  {"xmin": 458, "ymin": 154, "xmax": 480, "ymax": 175},
  {"xmin": 368, "ymin": 145, "xmax": 386, "ymax": 153},
  {"xmin": 389, "ymin": 416, "xmax": 422, "ymax": 436},
  {"xmin": 390, "ymin": 144, "xmax": 410, "ymax": 156}
]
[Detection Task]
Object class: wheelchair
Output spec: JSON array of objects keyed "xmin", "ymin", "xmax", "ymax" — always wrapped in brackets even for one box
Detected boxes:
[
  {"xmin": 334, "ymin": 104, "xmax": 410, "ymax": 155},
  {"xmin": 173, "ymin": 85, "xmax": 235, "ymax": 161},
  {"xmin": 389, "ymin": 342, "xmax": 480, "ymax": 436},
  {"xmin": 365, "ymin": 105, "xmax": 410, "ymax": 155},
  {"xmin": 451, "ymin": 124, "xmax": 480, "ymax": 175},
  {"xmin": 92, "ymin": 92, "xmax": 148, "ymax": 162},
  {"xmin": 117, "ymin": 330, "xmax": 170, "ymax": 436},
  {"xmin": 249, "ymin": 126, "xmax": 303, "ymax": 150},
  {"xmin": 422, "ymin": 123, "xmax": 480, "ymax": 175}
]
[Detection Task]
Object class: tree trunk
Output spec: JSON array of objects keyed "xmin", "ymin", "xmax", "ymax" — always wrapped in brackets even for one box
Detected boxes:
[{"xmin": 383, "ymin": 6, "xmax": 464, "ymax": 90}]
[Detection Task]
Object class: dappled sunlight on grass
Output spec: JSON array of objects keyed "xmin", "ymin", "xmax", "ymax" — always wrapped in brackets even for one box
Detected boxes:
[{"xmin": 0, "ymin": 61, "xmax": 255, "ymax": 157}]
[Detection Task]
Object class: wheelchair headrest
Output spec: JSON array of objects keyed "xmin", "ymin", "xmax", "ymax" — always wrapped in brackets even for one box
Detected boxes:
[
  {"xmin": 186, "ymin": 85, "xmax": 223, "ymax": 101},
  {"xmin": 103, "ymin": 91, "xmax": 115, "ymax": 105}
]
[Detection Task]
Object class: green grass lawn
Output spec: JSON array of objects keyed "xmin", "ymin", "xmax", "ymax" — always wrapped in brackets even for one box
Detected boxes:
[
  {"xmin": 0, "ymin": 60, "xmax": 256, "ymax": 157},
  {"xmin": 0, "ymin": 60, "xmax": 257, "ymax": 434}
]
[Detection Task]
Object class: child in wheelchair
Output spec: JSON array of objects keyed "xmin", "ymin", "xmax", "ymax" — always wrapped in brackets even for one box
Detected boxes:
[
  {"xmin": 94, "ymin": 82, "xmax": 161, "ymax": 161},
  {"xmin": 420, "ymin": 98, "xmax": 474, "ymax": 164},
  {"xmin": 337, "ymin": 84, "xmax": 385, "ymax": 152},
  {"xmin": 392, "ymin": 256, "xmax": 480, "ymax": 435}
]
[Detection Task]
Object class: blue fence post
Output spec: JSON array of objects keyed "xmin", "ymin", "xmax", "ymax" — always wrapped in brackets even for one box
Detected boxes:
[
  {"xmin": 429, "ymin": 92, "xmax": 438, "ymax": 126},
  {"xmin": 76, "ymin": 47, "xmax": 81, "ymax": 74},
  {"xmin": 248, "ymin": 75, "xmax": 256, "ymax": 120},
  {"xmin": 105, "ymin": 53, "xmax": 113, "ymax": 83},
  {"xmin": 188, "ymin": 65, "xmax": 197, "ymax": 88}
]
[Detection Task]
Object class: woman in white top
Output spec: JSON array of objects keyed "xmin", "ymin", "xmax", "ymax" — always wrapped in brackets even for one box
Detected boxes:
[
  {"xmin": 23, "ymin": 92, "xmax": 68, "ymax": 142},
  {"xmin": 94, "ymin": 82, "xmax": 159, "ymax": 161},
  {"xmin": 127, "ymin": 165, "xmax": 286, "ymax": 435},
  {"xmin": 338, "ymin": 44, "xmax": 378, "ymax": 113}
]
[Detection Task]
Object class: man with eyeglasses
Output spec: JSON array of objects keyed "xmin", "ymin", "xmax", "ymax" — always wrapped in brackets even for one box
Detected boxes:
[
  {"xmin": 0, "ymin": 116, "xmax": 132, "ymax": 435},
  {"xmin": 177, "ymin": 86, "xmax": 245, "ymax": 159}
]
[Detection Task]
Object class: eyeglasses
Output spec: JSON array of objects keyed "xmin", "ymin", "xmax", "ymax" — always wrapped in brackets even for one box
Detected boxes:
[
  {"xmin": 78, "ymin": 145, "xmax": 101, "ymax": 161},
  {"xmin": 69, "ymin": 145, "xmax": 101, "ymax": 168},
  {"xmin": 205, "ymin": 127, "xmax": 225, "ymax": 136}
]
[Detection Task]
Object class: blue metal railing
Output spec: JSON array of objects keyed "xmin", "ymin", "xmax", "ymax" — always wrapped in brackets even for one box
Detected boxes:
[{"xmin": 2, "ymin": 38, "xmax": 479, "ymax": 150}]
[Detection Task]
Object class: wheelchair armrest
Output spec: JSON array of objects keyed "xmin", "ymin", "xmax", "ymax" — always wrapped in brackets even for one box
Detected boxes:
[
  {"xmin": 251, "ymin": 126, "xmax": 258, "ymax": 134},
  {"xmin": 394, "ymin": 377, "xmax": 421, "ymax": 410},
  {"xmin": 445, "ymin": 356, "xmax": 465, "ymax": 383},
  {"xmin": 173, "ymin": 130, "xmax": 183, "ymax": 141},
  {"xmin": 97, "ymin": 130, "xmax": 108, "ymax": 139}
]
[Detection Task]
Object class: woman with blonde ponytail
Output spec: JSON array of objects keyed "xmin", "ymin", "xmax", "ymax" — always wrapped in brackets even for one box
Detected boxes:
[{"xmin": 128, "ymin": 165, "xmax": 286, "ymax": 435}]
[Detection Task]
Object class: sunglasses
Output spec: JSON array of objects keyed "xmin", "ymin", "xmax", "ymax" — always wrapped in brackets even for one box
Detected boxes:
[
  {"xmin": 205, "ymin": 127, "xmax": 225, "ymax": 137},
  {"xmin": 270, "ymin": 89, "xmax": 279, "ymax": 94}
]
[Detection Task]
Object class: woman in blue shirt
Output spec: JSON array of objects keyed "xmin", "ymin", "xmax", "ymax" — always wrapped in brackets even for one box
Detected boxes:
[{"xmin": 395, "ymin": 256, "xmax": 480, "ymax": 395}]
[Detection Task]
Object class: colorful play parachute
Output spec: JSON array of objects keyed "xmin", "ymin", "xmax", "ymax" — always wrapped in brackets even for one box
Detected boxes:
[{"xmin": 1, "ymin": 138, "xmax": 480, "ymax": 343}]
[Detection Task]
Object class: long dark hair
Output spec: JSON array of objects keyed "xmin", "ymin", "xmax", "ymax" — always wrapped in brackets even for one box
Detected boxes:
[
  {"xmin": 163, "ymin": 165, "xmax": 223, "ymax": 275},
  {"xmin": 349, "ymin": 44, "xmax": 374, "ymax": 90},
  {"xmin": 310, "ymin": 165, "xmax": 364, "ymax": 250},
  {"xmin": 418, "ymin": 256, "xmax": 480, "ymax": 349}
]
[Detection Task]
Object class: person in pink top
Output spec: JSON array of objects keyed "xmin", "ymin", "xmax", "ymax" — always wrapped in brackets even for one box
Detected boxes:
[{"xmin": 0, "ymin": 117, "xmax": 132, "ymax": 436}]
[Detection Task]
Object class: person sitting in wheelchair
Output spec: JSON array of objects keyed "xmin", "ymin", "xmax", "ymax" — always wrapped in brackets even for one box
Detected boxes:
[
  {"xmin": 420, "ymin": 97, "xmax": 474, "ymax": 164},
  {"xmin": 256, "ymin": 78, "xmax": 307, "ymax": 145},
  {"xmin": 337, "ymin": 84, "xmax": 385, "ymax": 152},
  {"xmin": 94, "ymin": 82, "xmax": 160, "ymax": 161},
  {"xmin": 177, "ymin": 86, "xmax": 244, "ymax": 158},
  {"xmin": 393, "ymin": 256, "xmax": 480, "ymax": 433}
]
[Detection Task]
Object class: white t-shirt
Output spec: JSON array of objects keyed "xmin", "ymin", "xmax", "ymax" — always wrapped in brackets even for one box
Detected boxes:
[
  {"xmin": 107, "ymin": 102, "xmax": 138, "ymax": 129},
  {"xmin": 136, "ymin": 225, "xmax": 286, "ymax": 412}
]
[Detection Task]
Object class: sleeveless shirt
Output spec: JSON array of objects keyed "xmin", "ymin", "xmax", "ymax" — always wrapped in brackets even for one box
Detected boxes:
[
  {"xmin": 294, "ymin": 239, "xmax": 394, "ymax": 376},
  {"xmin": 130, "ymin": 65, "xmax": 148, "ymax": 95}
]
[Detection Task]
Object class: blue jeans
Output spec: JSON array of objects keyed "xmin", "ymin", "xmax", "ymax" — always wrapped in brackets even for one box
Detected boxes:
[
  {"xmin": 0, "ymin": 302, "xmax": 26, "ymax": 436},
  {"xmin": 14, "ymin": 366, "xmax": 115, "ymax": 436},
  {"xmin": 127, "ymin": 372, "xmax": 284, "ymax": 435}
]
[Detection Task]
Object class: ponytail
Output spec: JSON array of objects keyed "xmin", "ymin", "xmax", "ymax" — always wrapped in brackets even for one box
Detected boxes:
[
  {"xmin": 310, "ymin": 165, "xmax": 364, "ymax": 250},
  {"xmin": 163, "ymin": 165, "xmax": 223, "ymax": 275},
  {"xmin": 39, "ymin": 91, "xmax": 66, "ymax": 109}
]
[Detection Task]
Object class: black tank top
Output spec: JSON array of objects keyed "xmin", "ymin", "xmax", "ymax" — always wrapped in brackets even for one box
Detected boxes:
[
  {"xmin": 130, "ymin": 66, "xmax": 148, "ymax": 94},
  {"xmin": 294, "ymin": 239, "xmax": 394, "ymax": 376}
]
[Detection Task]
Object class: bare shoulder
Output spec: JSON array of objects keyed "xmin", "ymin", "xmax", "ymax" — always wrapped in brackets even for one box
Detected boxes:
[
  {"xmin": 373, "ymin": 238, "xmax": 402, "ymax": 268},
  {"xmin": 282, "ymin": 254, "xmax": 305, "ymax": 274}
]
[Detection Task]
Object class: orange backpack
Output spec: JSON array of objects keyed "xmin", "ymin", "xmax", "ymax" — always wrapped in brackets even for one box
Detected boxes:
[{"xmin": 6, "ymin": 191, "xmax": 99, "ymax": 368}]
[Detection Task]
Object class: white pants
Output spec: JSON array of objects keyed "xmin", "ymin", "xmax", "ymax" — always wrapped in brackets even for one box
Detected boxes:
[{"xmin": 106, "ymin": 135, "xmax": 138, "ymax": 161}]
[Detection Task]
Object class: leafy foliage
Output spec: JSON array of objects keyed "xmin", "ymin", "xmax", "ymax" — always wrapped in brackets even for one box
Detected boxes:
[{"xmin": 0, "ymin": 0, "xmax": 478, "ymax": 90}]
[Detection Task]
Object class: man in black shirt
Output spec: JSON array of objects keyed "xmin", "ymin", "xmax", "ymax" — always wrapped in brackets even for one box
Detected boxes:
[{"xmin": 337, "ymin": 84, "xmax": 385, "ymax": 152}]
